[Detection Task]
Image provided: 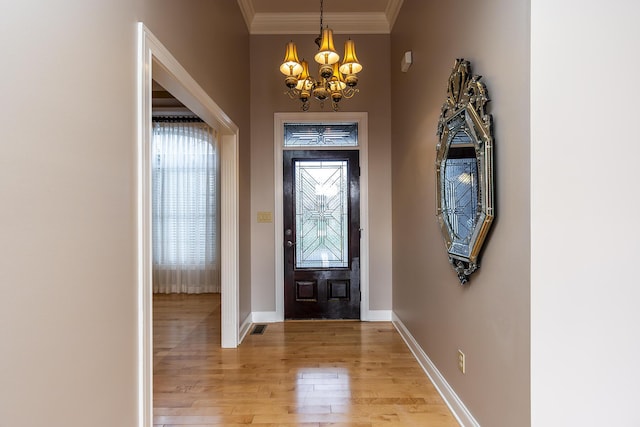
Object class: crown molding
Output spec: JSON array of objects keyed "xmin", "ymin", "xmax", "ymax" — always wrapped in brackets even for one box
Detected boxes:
[
  {"xmin": 250, "ymin": 12, "xmax": 390, "ymax": 35},
  {"xmin": 385, "ymin": 0, "xmax": 404, "ymax": 31},
  {"xmin": 237, "ymin": 0, "xmax": 405, "ymax": 35},
  {"xmin": 237, "ymin": 0, "xmax": 255, "ymax": 32}
]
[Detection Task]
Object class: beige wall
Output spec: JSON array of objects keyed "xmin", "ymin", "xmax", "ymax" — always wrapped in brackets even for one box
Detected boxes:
[
  {"xmin": 249, "ymin": 34, "xmax": 393, "ymax": 313},
  {"xmin": 390, "ymin": 1, "xmax": 530, "ymax": 425},
  {"xmin": 0, "ymin": 1, "xmax": 249, "ymax": 426}
]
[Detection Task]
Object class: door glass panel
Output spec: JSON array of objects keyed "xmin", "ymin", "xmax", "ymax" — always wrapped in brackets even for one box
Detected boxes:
[
  {"xmin": 295, "ymin": 160, "xmax": 349, "ymax": 268},
  {"xmin": 284, "ymin": 123, "xmax": 358, "ymax": 147}
]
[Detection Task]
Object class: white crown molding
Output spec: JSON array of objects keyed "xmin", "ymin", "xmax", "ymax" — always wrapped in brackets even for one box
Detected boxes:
[
  {"xmin": 237, "ymin": 0, "xmax": 255, "ymax": 31},
  {"xmin": 250, "ymin": 12, "xmax": 390, "ymax": 35},
  {"xmin": 238, "ymin": 0, "xmax": 404, "ymax": 34},
  {"xmin": 385, "ymin": 0, "xmax": 404, "ymax": 31}
]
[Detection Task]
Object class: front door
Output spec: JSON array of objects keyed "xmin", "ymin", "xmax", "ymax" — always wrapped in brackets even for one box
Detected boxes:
[{"xmin": 283, "ymin": 150, "xmax": 360, "ymax": 319}]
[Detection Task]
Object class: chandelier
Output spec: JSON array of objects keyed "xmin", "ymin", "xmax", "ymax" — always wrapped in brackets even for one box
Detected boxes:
[{"xmin": 279, "ymin": 0, "xmax": 363, "ymax": 111}]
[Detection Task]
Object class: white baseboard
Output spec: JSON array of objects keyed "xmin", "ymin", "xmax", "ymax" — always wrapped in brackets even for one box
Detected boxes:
[
  {"xmin": 239, "ymin": 312, "xmax": 253, "ymax": 344},
  {"xmin": 392, "ymin": 313, "xmax": 480, "ymax": 427},
  {"xmin": 251, "ymin": 310, "xmax": 392, "ymax": 322},
  {"xmin": 364, "ymin": 309, "xmax": 392, "ymax": 321},
  {"xmin": 252, "ymin": 311, "xmax": 282, "ymax": 323}
]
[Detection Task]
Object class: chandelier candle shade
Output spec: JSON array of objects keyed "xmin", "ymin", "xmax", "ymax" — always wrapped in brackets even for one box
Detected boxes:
[{"xmin": 279, "ymin": 0, "xmax": 362, "ymax": 111}]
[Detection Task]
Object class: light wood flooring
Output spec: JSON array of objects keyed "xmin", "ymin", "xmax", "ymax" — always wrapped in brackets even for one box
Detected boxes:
[{"xmin": 153, "ymin": 293, "xmax": 459, "ymax": 427}]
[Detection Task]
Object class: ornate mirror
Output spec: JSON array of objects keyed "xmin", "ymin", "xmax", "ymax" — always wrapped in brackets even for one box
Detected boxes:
[{"xmin": 435, "ymin": 59, "xmax": 495, "ymax": 284}]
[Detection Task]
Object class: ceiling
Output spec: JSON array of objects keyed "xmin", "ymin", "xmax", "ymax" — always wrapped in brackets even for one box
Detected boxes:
[{"xmin": 237, "ymin": 0, "xmax": 404, "ymax": 34}]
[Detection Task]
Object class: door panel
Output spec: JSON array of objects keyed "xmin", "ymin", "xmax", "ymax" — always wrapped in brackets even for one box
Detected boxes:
[{"xmin": 284, "ymin": 150, "xmax": 360, "ymax": 319}]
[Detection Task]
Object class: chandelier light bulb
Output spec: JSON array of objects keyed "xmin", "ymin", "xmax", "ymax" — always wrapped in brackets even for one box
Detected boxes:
[
  {"xmin": 329, "ymin": 63, "xmax": 347, "ymax": 92},
  {"xmin": 339, "ymin": 39, "xmax": 363, "ymax": 75},
  {"xmin": 280, "ymin": 41, "xmax": 303, "ymax": 77},
  {"xmin": 314, "ymin": 28, "xmax": 339, "ymax": 66},
  {"xmin": 295, "ymin": 60, "xmax": 313, "ymax": 91}
]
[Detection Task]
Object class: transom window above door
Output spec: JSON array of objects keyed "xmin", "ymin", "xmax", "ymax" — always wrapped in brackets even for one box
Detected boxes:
[{"xmin": 283, "ymin": 123, "xmax": 358, "ymax": 147}]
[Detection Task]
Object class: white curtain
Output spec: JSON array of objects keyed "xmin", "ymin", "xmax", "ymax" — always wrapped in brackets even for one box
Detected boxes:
[{"xmin": 152, "ymin": 119, "xmax": 219, "ymax": 293}]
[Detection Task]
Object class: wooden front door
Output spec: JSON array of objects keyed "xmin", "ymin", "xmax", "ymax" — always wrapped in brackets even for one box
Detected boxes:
[{"xmin": 283, "ymin": 150, "xmax": 360, "ymax": 319}]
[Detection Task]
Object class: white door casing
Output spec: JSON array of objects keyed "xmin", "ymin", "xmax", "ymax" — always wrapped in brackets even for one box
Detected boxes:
[
  {"xmin": 136, "ymin": 22, "xmax": 240, "ymax": 427},
  {"xmin": 273, "ymin": 112, "xmax": 371, "ymax": 321}
]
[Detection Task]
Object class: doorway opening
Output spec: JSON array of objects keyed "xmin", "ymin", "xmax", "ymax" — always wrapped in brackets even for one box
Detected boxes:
[{"xmin": 137, "ymin": 23, "xmax": 239, "ymax": 426}]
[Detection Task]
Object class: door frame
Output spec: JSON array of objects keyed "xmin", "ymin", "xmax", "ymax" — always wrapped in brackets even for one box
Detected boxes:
[
  {"xmin": 274, "ymin": 112, "xmax": 370, "ymax": 321},
  {"xmin": 137, "ymin": 23, "xmax": 240, "ymax": 427}
]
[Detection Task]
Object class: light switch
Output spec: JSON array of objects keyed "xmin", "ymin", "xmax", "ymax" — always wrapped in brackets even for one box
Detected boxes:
[{"xmin": 257, "ymin": 211, "xmax": 273, "ymax": 223}]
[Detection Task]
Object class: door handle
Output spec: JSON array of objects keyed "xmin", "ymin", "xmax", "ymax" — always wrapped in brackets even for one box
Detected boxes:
[{"xmin": 286, "ymin": 240, "xmax": 296, "ymax": 248}]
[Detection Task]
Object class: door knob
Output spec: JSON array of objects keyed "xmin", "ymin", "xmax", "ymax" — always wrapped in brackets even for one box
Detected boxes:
[{"xmin": 286, "ymin": 240, "xmax": 296, "ymax": 247}]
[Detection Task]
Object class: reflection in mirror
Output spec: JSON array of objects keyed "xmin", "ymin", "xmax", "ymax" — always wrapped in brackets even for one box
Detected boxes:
[
  {"xmin": 443, "ymin": 130, "xmax": 478, "ymax": 258},
  {"xmin": 435, "ymin": 59, "xmax": 495, "ymax": 284}
]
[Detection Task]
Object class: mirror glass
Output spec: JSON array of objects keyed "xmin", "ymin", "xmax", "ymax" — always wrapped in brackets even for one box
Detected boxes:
[
  {"xmin": 443, "ymin": 129, "xmax": 478, "ymax": 258},
  {"xmin": 435, "ymin": 59, "xmax": 494, "ymax": 284}
]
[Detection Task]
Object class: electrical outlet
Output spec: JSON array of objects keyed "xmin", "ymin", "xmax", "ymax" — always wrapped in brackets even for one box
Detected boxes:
[{"xmin": 457, "ymin": 349, "xmax": 466, "ymax": 374}]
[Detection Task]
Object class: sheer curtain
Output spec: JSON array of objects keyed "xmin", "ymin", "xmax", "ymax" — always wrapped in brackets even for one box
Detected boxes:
[{"xmin": 152, "ymin": 119, "xmax": 220, "ymax": 293}]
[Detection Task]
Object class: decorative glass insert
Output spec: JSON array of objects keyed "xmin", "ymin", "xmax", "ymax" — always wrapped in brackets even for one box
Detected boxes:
[
  {"xmin": 284, "ymin": 123, "xmax": 358, "ymax": 147},
  {"xmin": 443, "ymin": 156, "xmax": 478, "ymax": 258},
  {"xmin": 295, "ymin": 160, "xmax": 349, "ymax": 268}
]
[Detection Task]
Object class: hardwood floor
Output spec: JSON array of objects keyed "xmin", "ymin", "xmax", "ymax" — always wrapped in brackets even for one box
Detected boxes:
[{"xmin": 153, "ymin": 293, "xmax": 459, "ymax": 427}]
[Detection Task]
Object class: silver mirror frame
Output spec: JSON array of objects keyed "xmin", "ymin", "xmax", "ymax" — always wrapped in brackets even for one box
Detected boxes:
[{"xmin": 435, "ymin": 59, "xmax": 495, "ymax": 284}]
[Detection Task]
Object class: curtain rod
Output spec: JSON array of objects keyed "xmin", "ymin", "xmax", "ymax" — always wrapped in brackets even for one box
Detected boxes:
[{"xmin": 152, "ymin": 116, "xmax": 204, "ymax": 123}]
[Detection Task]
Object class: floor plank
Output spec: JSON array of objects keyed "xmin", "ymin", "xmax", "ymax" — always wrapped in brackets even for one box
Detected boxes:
[{"xmin": 153, "ymin": 293, "xmax": 459, "ymax": 426}]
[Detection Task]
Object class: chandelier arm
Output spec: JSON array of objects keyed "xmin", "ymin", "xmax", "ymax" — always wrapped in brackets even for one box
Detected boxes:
[
  {"xmin": 284, "ymin": 87, "xmax": 299, "ymax": 100},
  {"xmin": 341, "ymin": 87, "xmax": 360, "ymax": 99}
]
